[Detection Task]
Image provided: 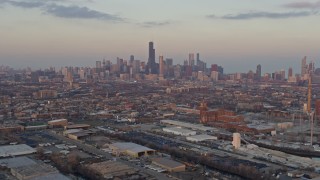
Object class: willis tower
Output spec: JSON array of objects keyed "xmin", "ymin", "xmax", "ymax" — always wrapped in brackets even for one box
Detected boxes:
[{"xmin": 147, "ymin": 41, "xmax": 157, "ymax": 74}]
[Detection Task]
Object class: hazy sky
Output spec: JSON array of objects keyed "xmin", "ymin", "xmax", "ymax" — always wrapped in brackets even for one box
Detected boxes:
[{"xmin": 0, "ymin": 0, "xmax": 320, "ymax": 73}]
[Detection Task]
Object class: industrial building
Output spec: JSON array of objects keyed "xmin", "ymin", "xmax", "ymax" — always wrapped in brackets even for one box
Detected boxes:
[
  {"xmin": 163, "ymin": 127, "xmax": 196, "ymax": 136},
  {"xmin": 0, "ymin": 144, "xmax": 36, "ymax": 157},
  {"xmin": 63, "ymin": 129, "xmax": 96, "ymax": 140},
  {"xmin": 152, "ymin": 158, "xmax": 186, "ymax": 172},
  {"xmin": 87, "ymin": 161, "xmax": 138, "ymax": 179},
  {"xmin": 246, "ymin": 123, "xmax": 275, "ymax": 133},
  {"xmin": 0, "ymin": 157, "xmax": 69, "ymax": 180},
  {"xmin": 0, "ymin": 157, "xmax": 37, "ymax": 168},
  {"xmin": 186, "ymin": 134, "xmax": 218, "ymax": 142},
  {"xmin": 109, "ymin": 142, "xmax": 155, "ymax": 158},
  {"xmin": 160, "ymin": 120, "xmax": 215, "ymax": 131},
  {"xmin": 48, "ymin": 119, "xmax": 68, "ymax": 127},
  {"xmin": 64, "ymin": 124, "xmax": 90, "ymax": 130},
  {"xmin": 10, "ymin": 163, "xmax": 67, "ymax": 180},
  {"xmin": 0, "ymin": 124, "xmax": 24, "ymax": 133},
  {"xmin": 199, "ymin": 101, "xmax": 243, "ymax": 124},
  {"xmin": 67, "ymin": 131, "xmax": 93, "ymax": 140}
]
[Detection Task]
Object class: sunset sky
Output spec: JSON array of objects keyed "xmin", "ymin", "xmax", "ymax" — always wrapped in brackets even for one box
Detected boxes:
[{"xmin": 0, "ymin": 0, "xmax": 320, "ymax": 73}]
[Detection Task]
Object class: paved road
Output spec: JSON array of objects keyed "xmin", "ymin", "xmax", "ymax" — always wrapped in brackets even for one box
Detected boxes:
[{"xmin": 45, "ymin": 130, "xmax": 172, "ymax": 180}]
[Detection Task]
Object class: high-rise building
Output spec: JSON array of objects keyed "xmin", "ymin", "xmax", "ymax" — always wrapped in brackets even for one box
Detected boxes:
[
  {"xmin": 129, "ymin": 55, "xmax": 134, "ymax": 66},
  {"xmin": 147, "ymin": 42, "xmax": 156, "ymax": 74},
  {"xmin": 159, "ymin": 56, "xmax": 164, "ymax": 77},
  {"xmin": 280, "ymin": 69, "xmax": 286, "ymax": 80},
  {"xmin": 117, "ymin": 57, "xmax": 124, "ymax": 72},
  {"xmin": 196, "ymin": 53, "xmax": 200, "ymax": 61},
  {"xmin": 132, "ymin": 60, "xmax": 140, "ymax": 74},
  {"xmin": 211, "ymin": 64, "xmax": 218, "ymax": 72},
  {"xmin": 256, "ymin": 64, "xmax": 261, "ymax": 80},
  {"xmin": 189, "ymin": 53, "xmax": 195, "ymax": 66},
  {"xmin": 301, "ymin": 56, "xmax": 307, "ymax": 77},
  {"xmin": 288, "ymin": 67, "xmax": 293, "ymax": 78},
  {"xmin": 79, "ymin": 69, "xmax": 86, "ymax": 79},
  {"xmin": 96, "ymin": 61, "xmax": 101, "ymax": 69},
  {"xmin": 102, "ymin": 59, "xmax": 106, "ymax": 68},
  {"xmin": 309, "ymin": 61, "xmax": 315, "ymax": 74},
  {"xmin": 165, "ymin": 58, "xmax": 173, "ymax": 66},
  {"xmin": 183, "ymin": 60, "xmax": 188, "ymax": 66}
]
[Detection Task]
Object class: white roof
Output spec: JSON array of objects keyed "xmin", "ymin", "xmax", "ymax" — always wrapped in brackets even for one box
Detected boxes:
[
  {"xmin": 64, "ymin": 129, "xmax": 82, "ymax": 134},
  {"xmin": 111, "ymin": 142, "xmax": 155, "ymax": 153},
  {"xmin": 161, "ymin": 120, "xmax": 215, "ymax": 131},
  {"xmin": 0, "ymin": 144, "xmax": 36, "ymax": 157},
  {"xmin": 186, "ymin": 134, "xmax": 217, "ymax": 142},
  {"xmin": 48, "ymin": 119, "xmax": 67, "ymax": 123},
  {"xmin": 163, "ymin": 127, "xmax": 196, "ymax": 134}
]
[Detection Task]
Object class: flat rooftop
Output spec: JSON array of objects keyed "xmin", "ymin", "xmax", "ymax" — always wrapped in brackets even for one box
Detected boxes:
[
  {"xmin": 11, "ymin": 163, "xmax": 58, "ymax": 177},
  {"xmin": 0, "ymin": 157, "xmax": 36, "ymax": 168},
  {"xmin": 31, "ymin": 173, "xmax": 70, "ymax": 180},
  {"xmin": 163, "ymin": 127, "xmax": 196, "ymax": 134},
  {"xmin": 186, "ymin": 134, "xmax": 217, "ymax": 141},
  {"xmin": 65, "ymin": 124, "xmax": 90, "ymax": 129},
  {"xmin": 110, "ymin": 142, "xmax": 155, "ymax": 153},
  {"xmin": 88, "ymin": 161, "xmax": 137, "ymax": 177},
  {"xmin": 161, "ymin": 120, "xmax": 215, "ymax": 131},
  {"xmin": 152, "ymin": 158, "xmax": 185, "ymax": 169},
  {"xmin": 48, "ymin": 119, "xmax": 67, "ymax": 123},
  {"xmin": 0, "ymin": 144, "xmax": 36, "ymax": 157}
]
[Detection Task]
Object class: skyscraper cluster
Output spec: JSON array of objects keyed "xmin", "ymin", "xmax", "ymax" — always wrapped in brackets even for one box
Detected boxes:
[{"xmin": 301, "ymin": 56, "xmax": 314, "ymax": 80}]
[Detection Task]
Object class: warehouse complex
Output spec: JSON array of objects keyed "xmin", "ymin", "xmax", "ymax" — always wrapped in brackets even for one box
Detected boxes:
[{"xmin": 109, "ymin": 142, "xmax": 156, "ymax": 158}]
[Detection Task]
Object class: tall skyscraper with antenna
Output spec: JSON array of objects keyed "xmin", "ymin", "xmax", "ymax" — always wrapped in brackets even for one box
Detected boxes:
[{"xmin": 147, "ymin": 41, "xmax": 157, "ymax": 74}]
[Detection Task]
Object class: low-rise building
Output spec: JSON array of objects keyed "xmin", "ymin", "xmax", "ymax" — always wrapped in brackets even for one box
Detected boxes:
[
  {"xmin": 163, "ymin": 127, "xmax": 196, "ymax": 136},
  {"xmin": 152, "ymin": 158, "xmax": 185, "ymax": 172},
  {"xmin": 109, "ymin": 142, "xmax": 155, "ymax": 158},
  {"xmin": 48, "ymin": 119, "xmax": 68, "ymax": 127},
  {"xmin": 186, "ymin": 134, "xmax": 218, "ymax": 142},
  {"xmin": 0, "ymin": 144, "xmax": 36, "ymax": 158},
  {"xmin": 87, "ymin": 161, "xmax": 138, "ymax": 179}
]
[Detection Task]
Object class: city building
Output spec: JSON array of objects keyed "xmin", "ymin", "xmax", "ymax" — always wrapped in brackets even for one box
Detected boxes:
[
  {"xmin": 186, "ymin": 134, "xmax": 218, "ymax": 142},
  {"xmin": 0, "ymin": 144, "xmax": 36, "ymax": 157},
  {"xmin": 87, "ymin": 161, "xmax": 138, "ymax": 179},
  {"xmin": 48, "ymin": 119, "xmax": 68, "ymax": 127},
  {"xmin": 232, "ymin": 133, "xmax": 241, "ymax": 149},
  {"xmin": 188, "ymin": 53, "xmax": 195, "ymax": 66},
  {"xmin": 109, "ymin": 142, "xmax": 156, "ymax": 158},
  {"xmin": 159, "ymin": 55, "xmax": 164, "ymax": 77},
  {"xmin": 33, "ymin": 90, "xmax": 57, "ymax": 99},
  {"xmin": 147, "ymin": 41, "xmax": 157, "ymax": 74},
  {"xmin": 199, "ymin": 101, "xmax": 243, "ymax": 124},
  {"xmin": 163, "ymin": 127, "xmax": 196, "ymax": 136},
  {"xmin": 152, "ymin": 158, "xmax": 186, "ymax": 172},
  {"xmin": 256, "ymin": 64, "xmax": 261, "ymax": 81}
]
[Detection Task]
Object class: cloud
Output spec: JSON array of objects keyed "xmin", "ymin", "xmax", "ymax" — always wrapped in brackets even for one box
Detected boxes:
[
  {"xmin": 45, "ymin": 4, "xmax": 123, "ymax": 21},
  {"xmin": 139, "ymin": 21, "xmax": 172, "ymax": 28},
  {"xmin": 208, "ymin": 11, "xmax": 317, "ymax": 20},
  {"xmin": 6, "ymin": 1, "xmax": 44, "ymax": 8},
  {"xmin": 283, "ymin": 1, "xmax": 320, "ymax": 9},
  {"xmin": 0, "ymin": 0, "xmax": 123, "ymax": 22}
]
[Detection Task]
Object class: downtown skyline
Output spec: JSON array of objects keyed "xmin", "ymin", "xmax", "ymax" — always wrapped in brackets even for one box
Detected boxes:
[{"xmin": 0, "ymin": 0, "xmax": 320, "ymax": 73}]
